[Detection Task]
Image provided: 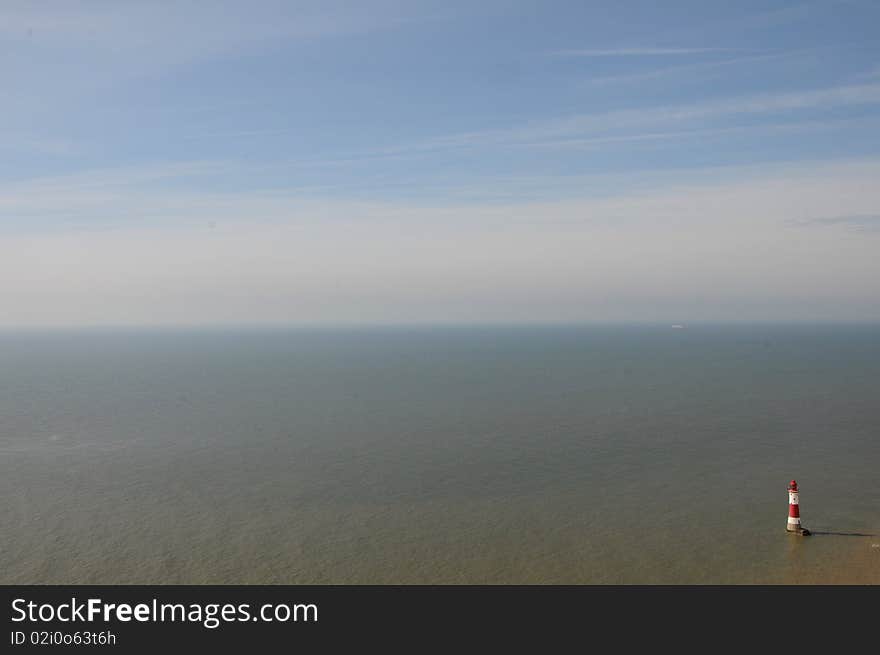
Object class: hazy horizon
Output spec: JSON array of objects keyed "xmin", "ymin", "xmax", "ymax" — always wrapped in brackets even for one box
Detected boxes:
[
  {"xmin": 3, "ymin": 1, "xmax": 880, "ymax": 326},
  {"xmin": 3, "ymin": 319, "xmax": 880, "ymax": 332}
]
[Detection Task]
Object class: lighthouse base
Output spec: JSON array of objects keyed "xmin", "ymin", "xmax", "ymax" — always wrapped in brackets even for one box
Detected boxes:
[{"xmin": 786, "ymin": 525, "xmax": 811, "ymax": 536}]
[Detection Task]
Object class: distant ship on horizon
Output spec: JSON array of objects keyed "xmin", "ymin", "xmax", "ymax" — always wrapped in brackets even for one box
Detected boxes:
[{"xmin": 670, "ymin": 324, "xmax": 686, "ymax": 329}]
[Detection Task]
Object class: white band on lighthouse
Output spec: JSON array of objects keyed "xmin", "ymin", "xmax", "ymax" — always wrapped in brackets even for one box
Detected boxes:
[
  {"xmin": 789, "ymin": 492, "xmax": 799, "ymax": 505},
  {"xmin": 787, "ymin": 517, "xmax": 800, "ymax": 524}
]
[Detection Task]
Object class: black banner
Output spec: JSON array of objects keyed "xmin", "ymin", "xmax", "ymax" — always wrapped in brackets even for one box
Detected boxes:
[{"xmin": 2, "ymin": 585, "xmax": 876, "ymax": 650}]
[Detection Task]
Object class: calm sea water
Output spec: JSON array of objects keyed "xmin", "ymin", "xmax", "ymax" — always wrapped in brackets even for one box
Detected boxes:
[{"xmin": 2, "ymin": 325, "xmax": 878, "ymax": 584}]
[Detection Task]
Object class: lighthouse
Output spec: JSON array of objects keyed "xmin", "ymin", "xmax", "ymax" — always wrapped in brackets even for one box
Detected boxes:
[{"xmin": 786, "ymin": 480, "xmax": 811, "ymax": 536}]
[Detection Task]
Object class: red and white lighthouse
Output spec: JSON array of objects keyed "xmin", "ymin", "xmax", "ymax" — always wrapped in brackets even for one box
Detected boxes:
[{"xmin": 787, "ymin": 479, "xmax": 810, "ymax": 535}]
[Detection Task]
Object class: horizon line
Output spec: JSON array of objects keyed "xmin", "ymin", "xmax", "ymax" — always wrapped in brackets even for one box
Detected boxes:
[{"xmin": 2, "ymin": 320, "xmax": 879, "ymax": 332}]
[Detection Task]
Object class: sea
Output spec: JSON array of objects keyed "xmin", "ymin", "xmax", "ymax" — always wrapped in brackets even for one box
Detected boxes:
[{"xmin": 2, "ymin": 324, "xmax": 878, "ymax": 584}]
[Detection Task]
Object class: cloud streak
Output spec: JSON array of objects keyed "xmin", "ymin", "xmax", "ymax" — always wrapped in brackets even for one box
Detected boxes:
[
  {"xmin": 580, "ymin": 50, "xmax": 802, "ymax": 86},
  {"xmin": 153, "ymin": 81, "xmax": 880, "ymax": 167},
  {"xmin": 551, "ymin": 47, "xmax": 737, "ymax": 57},
  {"xmin": 366, "ymin": 81, "xmax": 880, "ymax": 157},
  {"xmin": 796, "ymin": 214, "xmax": 880, "ymax": 232}
]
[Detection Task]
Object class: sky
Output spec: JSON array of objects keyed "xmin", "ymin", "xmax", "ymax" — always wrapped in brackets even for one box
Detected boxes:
[{"xmin": 2, "ymin": 0, "xmax": 879, "ymax": 326}]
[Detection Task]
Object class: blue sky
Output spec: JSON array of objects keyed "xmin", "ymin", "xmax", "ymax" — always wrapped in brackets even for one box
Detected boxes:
[{"xmin": 2, "ymin": 1, "xmax": 880, "ymax": 325}]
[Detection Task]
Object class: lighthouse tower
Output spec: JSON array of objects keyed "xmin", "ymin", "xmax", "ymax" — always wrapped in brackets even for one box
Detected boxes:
[{"xmin": 786, "ymin": 480, "xmax": 811, "ymax": 536}]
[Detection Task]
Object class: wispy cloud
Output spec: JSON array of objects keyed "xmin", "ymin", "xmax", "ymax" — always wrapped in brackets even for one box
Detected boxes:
[
  {"xmin": 0, "ymin": 161, "xmax": 232, "ymax": 195},
  {"xmin": 550, "ymin": 47, "xmax": 736, "ymax": 57},
  {"xmin": 514, "ymin": 116, "xmax": 880, "ymax": 152},
  {"xmin": 795, "ymin": 214, "xmax": 880, "ymax": 232},
  {"xmin": 3, "ymin": 157, "xmax": 880, "ymax": 229},
  {"xmin": 371, "ymin": 81, "xmax": 880, "ymax": 156},
  {"xmin": 581, "ymin": 50, "xmax": 799, "ymax": 86}
]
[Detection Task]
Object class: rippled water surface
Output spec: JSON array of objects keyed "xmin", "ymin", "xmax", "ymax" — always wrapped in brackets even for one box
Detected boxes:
[{"xmin": 2, "ymin": 325, "xmax": 878, "ymax": 583}]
